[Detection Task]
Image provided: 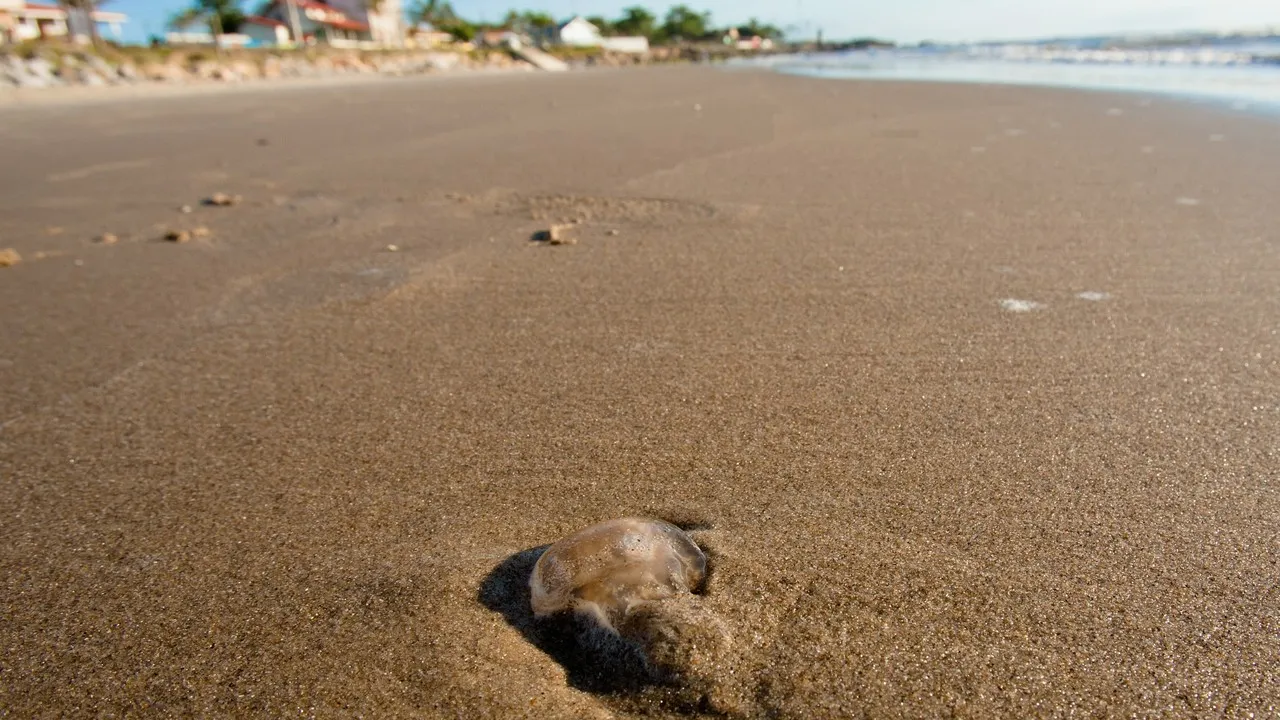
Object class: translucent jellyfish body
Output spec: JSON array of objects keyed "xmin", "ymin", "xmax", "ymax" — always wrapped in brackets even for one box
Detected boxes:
[{"xmin": 529, "ymin": 517, "xmax": 707, "ymax": 630}]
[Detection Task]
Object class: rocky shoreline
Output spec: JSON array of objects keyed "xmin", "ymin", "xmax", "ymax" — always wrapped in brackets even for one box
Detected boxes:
[
  {"xmin": 0, "ymin": 45, "xmax": 707, "ymax": 95},
  {"xmin": 0, "ymin": 50, "xmax": 545, "ymax": 92}
]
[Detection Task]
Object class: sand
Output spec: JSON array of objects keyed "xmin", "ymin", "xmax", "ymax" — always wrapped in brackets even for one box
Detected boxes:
[{"xmin": 1, "ymin": 67, "xmax": 1277, "ymax": 718}]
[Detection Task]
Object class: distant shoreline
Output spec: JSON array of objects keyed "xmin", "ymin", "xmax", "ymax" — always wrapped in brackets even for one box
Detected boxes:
[{"xmin": 743, "ymin": 51, "xmax": 1280, "ymax": 116}]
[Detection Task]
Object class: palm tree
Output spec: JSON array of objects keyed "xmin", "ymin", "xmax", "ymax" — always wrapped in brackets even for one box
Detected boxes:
[
  {"xmin": 410, "ymin": 0, "xmax": 457, "ymax": 27},
  {"xmin": 169, "ymin": 0, "xmax": 245, "ymax": 37},
  {"xmin": 58, "ymin": 0, "xmax": 102, "ymax": 48}
]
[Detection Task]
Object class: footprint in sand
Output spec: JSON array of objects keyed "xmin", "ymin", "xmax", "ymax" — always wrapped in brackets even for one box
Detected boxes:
[{"xmin": 999, "ymin": 298, "xmax": 1045, "ymax": 313}]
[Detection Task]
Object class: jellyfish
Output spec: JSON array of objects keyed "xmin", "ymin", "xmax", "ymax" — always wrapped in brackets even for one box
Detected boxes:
[{"xmin": 529, "ymin": 517, "xmax": 732, "ymax": 692}]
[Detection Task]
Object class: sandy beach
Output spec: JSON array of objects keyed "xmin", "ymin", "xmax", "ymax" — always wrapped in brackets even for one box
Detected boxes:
[{"xmin": 1, "ymin": 66, "xmax": 1277, "ymax": 717}]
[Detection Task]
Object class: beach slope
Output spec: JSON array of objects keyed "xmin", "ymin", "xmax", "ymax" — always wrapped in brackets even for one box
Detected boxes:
[{"xmin": 0, "ymin": 68, "xmax": 1277, "ymax": 717}]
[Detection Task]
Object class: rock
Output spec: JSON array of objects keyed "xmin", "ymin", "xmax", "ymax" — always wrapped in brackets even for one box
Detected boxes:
[
  {"xmin": 261, "ymin": 57, "xmax": 282, "ymax": 80},
  {"xmin": 70, "ymin": 67, "xmax": 107, "ymax": 87},
  {"xmin": 205, "ymin": 192, "xmax": 242, "ymax": 207},
  {"xmin": 6, "ymin": 56, "xmax": 59, "ymax": 88},
  {"xmin": 117, "ymin": 63, "xmax": 139, "ymax": 82},
  {"xmin": 230, "ymin": 61, "xmax": 259, "ymax": 80},
  {"xmin": 26, "ymin": 57, "xmax": 56, "ymax": 80},
  {"xmin": 87, "ymin": 55, "xmax": 116, "ymax": 78},
  {"xmin": 142, "ymin": 63, "xmax": 187, "ymax": 83},
  {"xmin": 193, "ymin": 61, "xmax": 221, "ymax": 81},
  {"xmin": 95, "ymin": 233, "xmax": 119, "ymax": 245},
  {"xmin": 0, "ymin": 248, "xmax": 20, "ymax": 267},
  {"xmin": 533, "ymin": 224, "xmax": 576, "ymax": 245},
  {"xmin": 164, "ymin": 230, "xmax": 191, "ymax": 243},
  {"xmin": 607, "ymin": 229, "xmax": 620, "ymax": 236},
  {"xmin": 180, "ymin": 205, "xmax": 193, "ymax": 214},
  {"xmin": 191, "ymin": 226, "xmax": 211, "ymax": 238},
  {"xmin": 385, "ymin": 244, "xmax": 399, "ymax": 252}
]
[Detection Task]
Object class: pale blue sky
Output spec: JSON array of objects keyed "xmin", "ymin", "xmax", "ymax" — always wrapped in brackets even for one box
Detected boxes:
[{"xmin": 108, "ymin": 0, "xmax": 1280, "ymax": 46}]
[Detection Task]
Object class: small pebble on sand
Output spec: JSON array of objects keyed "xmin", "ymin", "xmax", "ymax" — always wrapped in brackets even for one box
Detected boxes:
[
  {"xmin": 95, "ymin": 233, "xmax": 119, "ymax": 245},
  {"xmin": 0, "ymin": 249, "xmax": 21, "ymax": 267},
  {"xmin": 534, "ymin": 225, "xmax": 576, "ymax": 245},
  {"xmin": 164, "ymin": 230, "xmax": 191, "ymax": 243},
  {"xmin": 607, "ymin": 229, "xmax": 620, "ymax": 236},
  {"xmin": 205, "ymin": 192, "xmax": 242, "ymax": 207},
  {"xmin": 192, "ymin": 226, "xmax": 211, "ymax": 238},
  {"xmin": 386, "ymin": 244, "xmax": 399, "ymax": 252}
]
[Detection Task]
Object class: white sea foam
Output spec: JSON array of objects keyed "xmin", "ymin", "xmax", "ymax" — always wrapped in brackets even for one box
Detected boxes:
[{"xmin": 742, "ymin": 44, "xmax": 1280, "ymax": 110}]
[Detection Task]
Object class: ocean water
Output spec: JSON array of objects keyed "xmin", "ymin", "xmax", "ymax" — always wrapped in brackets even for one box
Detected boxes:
[{"xmin": 744, "ymin": 44, "xmax": 1280, "ymax": 112}]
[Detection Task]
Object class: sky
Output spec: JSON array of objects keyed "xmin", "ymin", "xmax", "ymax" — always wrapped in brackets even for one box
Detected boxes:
[{"xmin": 109, "ymin": 0, "xmax": 1280, "ymax": 46}]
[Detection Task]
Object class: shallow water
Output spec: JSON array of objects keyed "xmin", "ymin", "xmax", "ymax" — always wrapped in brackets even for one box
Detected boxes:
[{"xmin": 746, "ymin": 47, "xmax": 1280, "ymax": 112}]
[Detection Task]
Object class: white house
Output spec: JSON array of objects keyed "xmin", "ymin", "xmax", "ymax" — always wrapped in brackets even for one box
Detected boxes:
[
  {"xmin": 324, "ymin": 0, "xmax": 404, "ymax": 47},
  {"xmin": 553, "ymin": 16, "xmax": 649, "ymax": 54},
  {"xmin": 602, "ymin": 36, "xmax": 650, "ymax": 54},
  {"xmin": 1, "ymin": 2, "xmax": 126, "ymax": 44},
  {"xmin": 406, "ymin": 21, "xmax": 453, "ymax": 48},
  {"xmin": 239, "ymin": 16, "xmax": 291, "ymax": 48},
  {"xmin": 556, "ymin": 16, "xmax": 601, "ymax": 48}
]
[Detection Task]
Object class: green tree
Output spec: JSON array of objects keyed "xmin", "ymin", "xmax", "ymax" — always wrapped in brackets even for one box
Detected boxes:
[
  {"xmin": 613, "ymin": 5, "xmax": 656, "ymax": 39},
  {"xmin": 662, "ymin": 5, "xmax": 711, "ymax": 41},
  {"xmin": 410, "ymin": 0, "xmax": 474, "ymax": 41},
  {"xmin": 520, "ymin": 11, "xmax": 556, "ymax": 29},
  {"xmin": 585, "ymin": 15, "xmax": 615, "ymax": 36},
  {"xmin": 169, "ymin": 0, "xmax": 245, "ymax": 35},
  {"xmin": 410, "ymin": 0, "xmax": 458, "ymax": 26},
  {"xmin": 743, "ymin": 17, "xmax": 784, "ymax": 40}
]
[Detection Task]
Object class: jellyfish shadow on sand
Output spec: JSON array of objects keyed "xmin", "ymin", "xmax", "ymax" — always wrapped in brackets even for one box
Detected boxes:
[{"xmin": 477, "ymin": 546, "xmax": 655, "ymax": 696}]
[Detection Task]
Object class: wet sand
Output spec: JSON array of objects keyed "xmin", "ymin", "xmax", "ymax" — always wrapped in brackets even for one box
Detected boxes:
[{"xmin": 1, "ymin": 67, "xmax": 1278, "ymax": 717}]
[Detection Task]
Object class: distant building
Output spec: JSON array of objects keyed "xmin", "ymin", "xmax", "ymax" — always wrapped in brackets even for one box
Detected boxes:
[
  {"xmin": 477, "ymin": 30, "xmax": 525, "ymax": 49},
  {"xmin": 406, "ymin": 21, "xmax": 454, "ymax": 49},
  {"xmin": 249, "ymin": 0, "xmax": 371, "ymax": 48},
  {"xmin": 556, "ymin": 16, "xmax": 601, "ymax": 48},
  {"xmin": 724, "ymin": 27, "xmax": 775, "ymax": 51},
  {"xmin": 239, "ymin": 16, "xmax": 291, "ymax": 48},
  {"xmin": 324, "ymin": 0, "xmax": 404, "ymax": 47},
  {"xmin": 552, "ymin": 16, "xmax": 649, "ymax": 54},
  {"xmin": 1, "ymin": 2, "xmax": 127, "ymax": 45}
]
